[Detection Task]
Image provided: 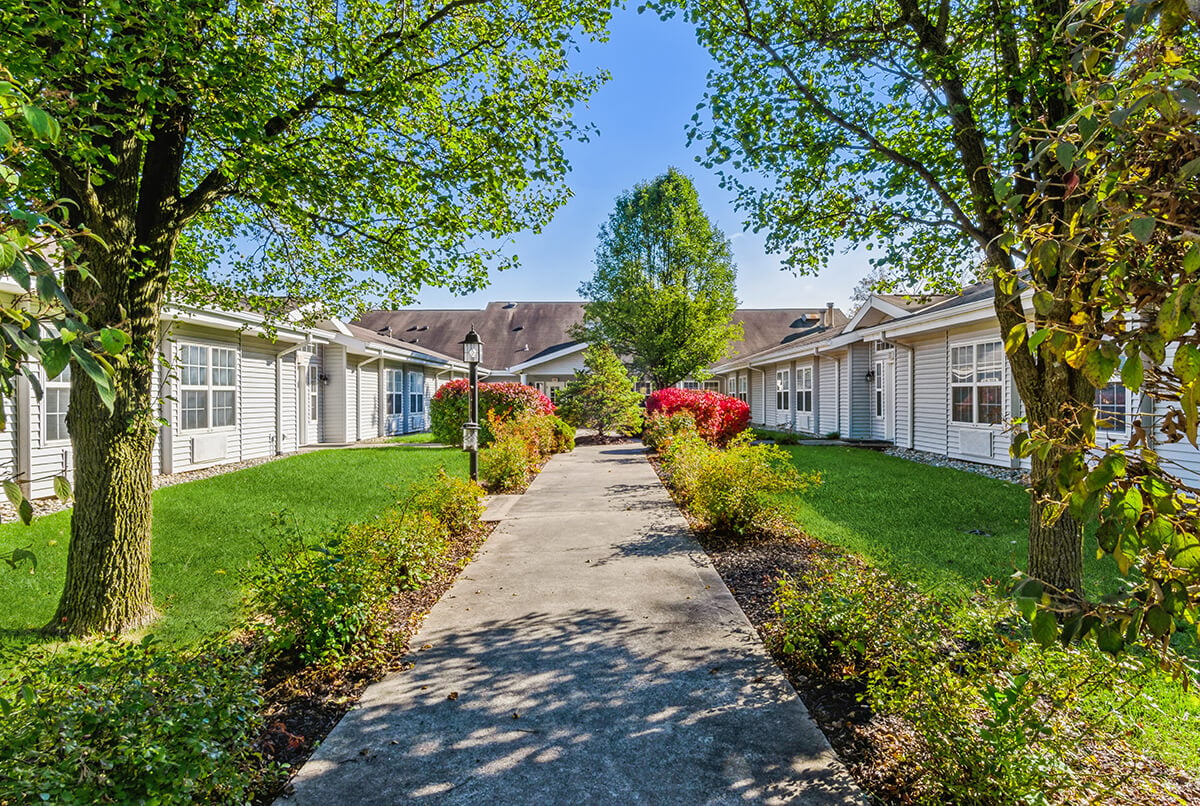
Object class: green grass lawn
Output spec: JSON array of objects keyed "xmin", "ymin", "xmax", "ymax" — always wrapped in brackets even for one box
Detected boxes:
[
  {"xmin": 779, "ymin": 446, "xmax": 1121, "ymax": 600},
  {"xmin": 390, "ymin": 432, "xmax": 438, "ymax": 444},
  {"xmin": 779, "ymin": 445, "xmax": 1200, "ymax": 772},
  {"xmin": 0, "ymin": 447, "xmax": 467, "ymax": 648}
]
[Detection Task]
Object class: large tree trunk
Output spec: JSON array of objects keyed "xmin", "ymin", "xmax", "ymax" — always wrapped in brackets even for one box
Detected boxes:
[
  {"xmin": 48, "ymin": 221, "xmax": 174, "ymax": 636},
  {"xmin": 1027, "ymin": 452, "xmax": 1084, "ymax": 598}
]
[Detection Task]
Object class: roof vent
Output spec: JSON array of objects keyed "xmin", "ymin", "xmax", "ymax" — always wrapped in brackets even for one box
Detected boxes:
[
  {"xmin": 406, "ymin": 325, "xmax": 417, "ymax": 332},
  {"xmin": 503, "ymin": 302, "xmax": 517, "ymax": 309},
  {"xmin": 417, "ymin": 325, "xmax": 428, "ymax": 331},
  {"xmin": 512, "ymin": 325, "xmax": 524, "ymax": 332},
  {"xmin": 523, "ymin": 343, "xmax": 529, "ymax": 351}
]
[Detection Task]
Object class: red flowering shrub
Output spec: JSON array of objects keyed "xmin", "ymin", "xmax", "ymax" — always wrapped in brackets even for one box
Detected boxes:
[
  {"xmin": 430, "ymin": 380, "xmax": 554, "ymax": 446},
  {"xmin": 645, "ymin": 388, "xmax": 749, "ymax": 446}
]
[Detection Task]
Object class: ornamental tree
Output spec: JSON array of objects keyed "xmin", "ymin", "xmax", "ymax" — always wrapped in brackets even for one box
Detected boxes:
[
  {"xmin": 651, "ymin": 0, "xmax": 1182, "ymax": 600},
  {"xmin": 577, "ymin": 168, "xmax": 741, "ymax": 387},
  {"xmin": 2, "ymin": 0, "xmax": 610, "ymax": 635},
  {"xmin": 555, "ymin": 344, "xmax": 643, "ymax": 436},
  {"xmin": 430, "ymin": 380, "xmax": 554, "ymax": 447}
]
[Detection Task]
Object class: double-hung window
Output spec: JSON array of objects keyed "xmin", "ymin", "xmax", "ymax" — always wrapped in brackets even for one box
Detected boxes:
[
  {"xmin": 703, "ymin": 381, "xmax": 721, "ymax": 392},
  {"xmin": 950, "ymin": 341, "xmax": 1003, "ymax": 425},
  {"xmin": 682, "ymin": 380, "xmax": 700, "ymax": 390},
  {"xmin": 408, "ymin": 371, "xmax": 424, "ymax": 414},
  {"xmin": 775, "ymin": 370, "xmax": 790, "ymax": 411},
  {"xmin": 45, "ymin": 364, "xmax": 71, "ymax": 443},
  {"xmin": 727, "ymin": 377, "xmax": 737, "ymax": 397},
  {"xmin": 1096, "ymin": 380, "xmax": 1128, "ymax": 432},
  {"xmin": 386, "ymin": 369, "xmax": 404, "ymax": 417},
  {"xmin": 179, "ymin": 344, "xmax": 237, "ymax": 431},
  {"xmin": 739, "ymin": 375, "xmax": 748, "ymax": 403},
  {"xmin": 796, "ymin": 367, "xmax": 813, "ymax": 413}
]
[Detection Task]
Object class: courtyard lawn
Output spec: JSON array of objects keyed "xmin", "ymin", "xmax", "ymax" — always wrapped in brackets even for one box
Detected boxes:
[
  {"xmin": 779, "ymin": 445, "xmax": 1200, "ymax": 773},
  {"xmin": 0, "ymin": 447, "xmax": 467, "ymax": 648},
  {"xmin": 390, "ymin": 432, "xmax": 438, "ymax": 444},
  {"xmin": 778, "ymin": 445, "xmax": 1121, "ymax": 600}
]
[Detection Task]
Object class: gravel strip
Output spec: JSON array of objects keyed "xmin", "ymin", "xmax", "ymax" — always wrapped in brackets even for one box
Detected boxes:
[{"xmin": 884, "ymin": 446, "xmax": 1029, "ymax": 485}]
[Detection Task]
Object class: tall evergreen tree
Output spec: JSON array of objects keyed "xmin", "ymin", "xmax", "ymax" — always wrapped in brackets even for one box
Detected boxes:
[
  {"xmin": 556, "ymin": 344, "xmax": 644, "ymax": 436},
  {"xmin": 578, "ymin": 168, "xmax": 741, "ymax": 388}
]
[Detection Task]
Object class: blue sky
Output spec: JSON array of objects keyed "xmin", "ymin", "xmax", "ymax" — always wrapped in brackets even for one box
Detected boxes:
[{"xmin": 414, "ymin": 7, "xmax": 870, "ymax": 312}]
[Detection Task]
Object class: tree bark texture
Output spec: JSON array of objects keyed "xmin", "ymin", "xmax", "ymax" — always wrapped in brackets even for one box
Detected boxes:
[{"xmin": 48, "ymin": 109, "xmax": 184, "ymax": 634}]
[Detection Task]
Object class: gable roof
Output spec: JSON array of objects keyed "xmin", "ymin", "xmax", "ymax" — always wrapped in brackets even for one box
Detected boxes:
[{"xmin": 352, "ymin": 302, "xmax": 848, "ymax": 374}]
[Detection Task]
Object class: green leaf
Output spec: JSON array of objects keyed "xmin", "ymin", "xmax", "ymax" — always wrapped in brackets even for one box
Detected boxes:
[
  {"xmin": 1028, "ymin": 328, "xmax": 1051, "ymax": 354},
  {"xmin": 1004, "ymin": 323, "xmax": 1027, "ymax": 354},
  {"xmin": 1032, "ymin": 609, "xmax": 1059, "ymax": 648},
  {"xmin": 1180, "ymin": 156, "xmax": 1200, "ymax": 181},
  {"xmin": 41, "ymin": 341, "xmax": 70, "ymax": 380},
  {"xmin": 1095, "ymin": 623, "xmax": 1124, "ymax": 655},
  {"xmin": 1144, "ymin": 605, "xmax": 1173, "ymax": 638},
  {"xmin": 1129, "ymin": 216, "xmax": 1156, "ymax": 244},
  {"xmin": 22, "ymin": 105, "xmax": 55, "ymax": 141},
  {"xmin": 1081, "ymin": 346, "xmax": 1119, "ymax": 388},
  {"xmin": 69, "ymin": 345, "xmax": 115, "ymax": 412},
  {"xmin": 1121, "ymin": 352, "xmax": 1144, "ymax": 391},
  {"xmin": 0, "ymin": 120, "xmax": 11, "ymax": 147},
  {"xmin": 1185, "ymin": 244, "xmax": 1200, "ymax": 275},
  {"xmin": 3, "ymin": 480, "xmax": 23, "ymax": 509},
  {"xmin": 52, "ymin": 475, "xmax": 72, "ymax": 503},
  {"xmin": 99, "ymin": 328, "xmax": 130, "ymax": 356},
  {"xmin": 1055, "ymin": 141, "xmax": 1077, "ymax": 171},
  {"xmin": 1032, "ymin": 290, "xmax": 1054, "ymax": 316},
  {"xmin": 1175, "ymin": 344, "xmax": 1200, "ymax": 383},
  {"xmin": 1158, "ymin": 285, "xmax": 1195, "ymax": 340},
  {"xmin": 18, "ymin": 498, "xmax": 33, "ymax": 526}
]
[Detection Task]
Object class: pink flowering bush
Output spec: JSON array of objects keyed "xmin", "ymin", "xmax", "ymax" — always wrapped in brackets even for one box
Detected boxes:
[
  {"xmin": 430, "ymin": 380, "xmax": 554, "ymax": 446},
  {"xmin": 645, "ymin": 388, "xmax": 749, "ymax": 446}
]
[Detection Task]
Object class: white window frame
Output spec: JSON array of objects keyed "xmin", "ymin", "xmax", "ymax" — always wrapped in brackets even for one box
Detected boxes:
[
  {"xmin": 407, "ymin": 370, "xmax": 425, "ymax": 415},
  {"xmin": 775, "ymin": 369, "xmax": 790, "ymax": 412},
  {"xmin": 44, "ymin": 364, "xmax": 71, "ymax": 444},
  {"xmin": 178, "ymin": 343, "xmax": 237, "ymax": 432},
  {"xmin": 950, "ymin": 340, "xmax": 1004, "ymax": 426},
  {"xmin": 1095, "ymin": 379, "xmax": 1129, "ymax": 433},
  {"xmin": 386, "ymin": 369, "xmax": 404, "ymax": 419},
  {"xmin": 739, "ymin": 375, "xmax": 749, "ymax": 403},
  {"xmin": 681, "ymin": 380, "xmax": 700, "ymax": 390},
  {"xmin": 703, "ymin": 380, "xmax": 721, "ymax": 392},
  {"xmin": 874, "ymin": 361, "xmax": 885, "ymax": 419},
  {"xmin": 727, "ymin": 377, "xmax": 737, "ymax": 397},
  {"xmin": 796, "ymin": 367, "xmax": 813, "ymax": 413}
]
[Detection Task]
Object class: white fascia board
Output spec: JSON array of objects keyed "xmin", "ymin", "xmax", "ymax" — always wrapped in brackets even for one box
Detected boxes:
[
  {"xmin": 506, "ymin": 341, "xmax": 589, "ymax": 374},
  {"xmin": 162, "ymin": 304, "xmax": 315, "ymax": 344},
  {"xmin": 856, "ymin": 290, "xmax": 1030, "ymax": 342},
  {"xmin": 713, "ymin": 336, "xmax": 841, "ymax": 372}
]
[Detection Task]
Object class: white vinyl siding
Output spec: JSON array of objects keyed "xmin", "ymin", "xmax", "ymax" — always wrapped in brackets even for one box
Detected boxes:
[
  {"xmin": 818, "ymin": 358, "xmax": 840, "ymax": 436},
  {"xmin": 849, "ymin": 343, "xmax": 873, "ymax": 438},
  {"xmin": 912, "ymin": 334, "xmax": 949, "ymax": 455}
]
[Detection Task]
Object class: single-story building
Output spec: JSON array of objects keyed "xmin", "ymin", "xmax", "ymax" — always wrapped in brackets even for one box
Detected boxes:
[
  {"xmin": 710, "ymin": 282, "xmax": 1198, "ymax": 480},
  {"xmin": 0, "ymin": 281, "xmax": 473, "ymax": 500}
]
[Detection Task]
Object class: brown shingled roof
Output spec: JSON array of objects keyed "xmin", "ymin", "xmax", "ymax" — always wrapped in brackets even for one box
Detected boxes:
[{"xmin": 352, "ymin": 302, "xmax": 848, "ymax": 373}]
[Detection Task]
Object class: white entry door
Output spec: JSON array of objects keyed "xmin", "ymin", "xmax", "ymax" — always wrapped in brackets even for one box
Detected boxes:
[{"xmin": 304, "ymin": 357, "xmax": 321, "ymax": 444}]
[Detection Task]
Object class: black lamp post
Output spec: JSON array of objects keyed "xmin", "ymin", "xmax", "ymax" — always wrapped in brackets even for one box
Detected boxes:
[{"xmin": 460, "ymin": 327, "xmax": 484, "ymax": 482}]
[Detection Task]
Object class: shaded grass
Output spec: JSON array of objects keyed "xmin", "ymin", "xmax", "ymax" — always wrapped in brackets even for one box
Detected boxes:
[
  {"xmin": 0, "ymin": 447, "xmax": 466, "ymax": 648},
  {"xmin": 779, "ymin": 445, "xmax": 1200, "ymax": 773}
]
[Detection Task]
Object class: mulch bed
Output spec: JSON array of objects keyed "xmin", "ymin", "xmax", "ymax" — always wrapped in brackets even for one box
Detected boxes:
[
  {"xmin": 251, "ymin": 523, "xmax": 494, "ymax": 803},
  {"xmin": 649, "ymin": 456, "xmax": 1200, "ymax": 805}
]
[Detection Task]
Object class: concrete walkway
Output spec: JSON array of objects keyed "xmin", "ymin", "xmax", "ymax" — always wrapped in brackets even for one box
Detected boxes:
[{"xmin": 281, "ymin": 443, "xmax": 861, "ymax": 805}]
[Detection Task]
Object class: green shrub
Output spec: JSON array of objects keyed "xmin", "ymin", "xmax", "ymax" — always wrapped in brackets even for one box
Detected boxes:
[
  {"xmin": 664, "ymin": 431, "xmax": 818, "ymax": 534},
  {"xmin": 547, "ymin": 415, "xmax": 576, "ymax": 453},
  {"xmin": 771, "ymin": 550, "xmax": 1154, "ymax": 804},
  {"xmin": 429, "ymin": 380, "xmax": 553, "ymax": 446},
  {"xmin": 0, "ymin": 637, "xmax": 264, "ymax": 805},
  {"xmin": 244, "ymin": 508, "xmax": 448, "ymax": 663},
  {"xmin": 481, "ymin": 427, "xmax": 535, "ymax": 492},
  {"xmin": 642, "ymin": 411, "xmax": 698, "ymax": 452},
  {"xmin": 409, "ymin": 468, "xmax": 485, "ymax": 535},
  {"xmin": 554, "ymin": 344, "xmax": 644, "ymax": 436}
]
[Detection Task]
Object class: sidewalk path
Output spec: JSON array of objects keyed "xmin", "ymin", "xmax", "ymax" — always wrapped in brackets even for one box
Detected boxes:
[{"xmin": 281, "ymin": 442, "xmax": 861, "ymax": 805}]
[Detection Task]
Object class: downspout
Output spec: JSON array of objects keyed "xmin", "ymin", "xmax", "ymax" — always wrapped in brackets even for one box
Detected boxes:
[
  {"xmin": 275, "ymin": 341, "xmax": 305, "ymax": 455},
  {"xmin": 356, "ymin": 351, "xmax": 383, "ymax": 442},
  {"xmin": 882, "ymin": 331, "xmax": 916, "ymax": 449}
]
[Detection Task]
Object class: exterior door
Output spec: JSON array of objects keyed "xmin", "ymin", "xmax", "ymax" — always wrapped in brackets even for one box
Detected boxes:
[
  {"xmin": 304, "ymin": 357, "xmax": 321, "ymax": 444},
  {"xmin": 872, "ymin": 360, "xmax": 888, "ymax": 440}
]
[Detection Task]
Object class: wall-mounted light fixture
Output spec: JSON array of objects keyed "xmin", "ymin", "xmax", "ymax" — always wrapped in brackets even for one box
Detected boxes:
[
  {"xmin": 864, "ymin": 370, "xmax": 875, "ymax": 384},
  {"xmin": 319, "ymin": 372, "xmax": 331, "ymax": 386}
]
